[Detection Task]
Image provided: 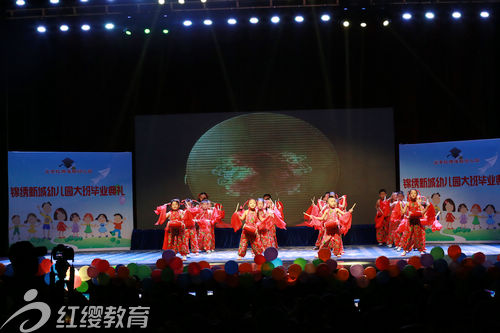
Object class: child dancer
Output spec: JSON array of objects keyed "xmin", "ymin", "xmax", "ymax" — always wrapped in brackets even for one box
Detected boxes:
[
  {"xmin": 375, "ymin": 189, "xmax": 391, "ymax": 246},
  {"xmin": 305, "ymin": 196, "xmax": 355, "ymax": 257},
  {"xmin": 155, "ymin": 199, "xmax": 189, "ymax": 259},
  {"xmin": 196, "ymin": 200, "xmax": 221, "ymax": 253},
  {"xmin": 232, "ymin": 199, "xmax": 264, "ymax": 259},
  {"xmin": 182, "ymin": 199, "xmax": 200, "ymax": 256},
  {"xmin": 305, "ymin": 192, "xmax": 331, "ymax": 250},
  {"xmin": 386, "ymin": 192, "xmax": 402, "ymax": 248},
  {"xmin": 399, "ymin": 189, "xmax": 425, "ymax": 256},
  {"xmin": 264, "ymin": 196, "xmax": 287, "ymax": 248}
]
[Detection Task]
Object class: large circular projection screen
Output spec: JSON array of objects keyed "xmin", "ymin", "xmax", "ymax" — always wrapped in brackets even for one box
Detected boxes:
[{"xmin": 185, "ymin": 113, "xmax": 340, "ymax": 223}]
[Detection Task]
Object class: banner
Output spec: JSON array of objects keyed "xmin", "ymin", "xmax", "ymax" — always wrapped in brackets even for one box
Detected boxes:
[
  {"xmin": 399, "ymin": 139, "xmax": 500, "ymax": 243},
  {"xmin": 8, "ymin": 152, "xmax": 133, "ymax": 251}
]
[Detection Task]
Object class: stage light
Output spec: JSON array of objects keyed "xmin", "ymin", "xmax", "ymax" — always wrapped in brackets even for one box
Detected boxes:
[
  {"xmin": 342, "ymin": 20, "xmax": 350, "ymax": 27},
  {"xmin": 200, "ymin": 0, "xmax": 207, "ymax": 3},
  {"xmin": 16, "ymin": 0, "xmax": 26, "ymax": 6},
  {"xmin": 271, "ymin": 16, "xmax": 280, "ymax": 24},
  {"xmin": 249, "ymin": 17, "xmax": 259, "ymax": 24},
  {"xmin": 382, "ymin": 19, "xmax": 390, "ymax": 26},
  {"xmin": 425, "ymin": 11, "xmax": 435, "ymax": 20},
  {"xmin": 36, "ymin": 25, "xmax": 47, "ymax": 33},
  {"xmin": 144, "ymin": 28, "xmax": 151, "ymax": 34},
  {"xmin": 480, "ymin": 11, "xmax": 490, "ymax": 18},
  {"xmin": 162, "ymin": 29, "xmax": 169, "ymax": 34},
  {"xmin": 80, "ymin": 0, "xmax": 89, "ymax": 2},
  {"xmin": 124, "ymin": 29, "xmax": 132, "ymax": 35},
  {"xmin": 294, "ymin": 15, "xmax": 304, "ymax": 23},
  {"xmin": 104, "ymin": 22, "xmax": 115, "ymax": 30},
  {"xmin": 402, "ymin": 12, "xmax": 412, "ymax": 20},
  {"xmin": 183, "ymin": 20, "xmax": 192, "ymax": 26},
  {"xmin": 59, "ymin": 24, "xmax": 69, "ymax": 32},
  {"xmin": 81, "ymin": 24, "xmax": 90, "ymax": 31},
  {"xmin": 49, "ymin": 0, "xmax": 59, "ymax": 4},
  {"xmin": 320, "ymin": 14, "xmax": 331, "ymax": 22},
  {"xmin": 203, "ymin": 19, "xmax": 213, "ymax": 26},
  {"xmin": 451, "ymin": 11, "xmax": 462, "ymax": 19},
  {"xmin": 178, "ymin": 0, "xmax": 185, "ymax": 4},
  {"xmin": 158, "ymin": 0, "xmax": 165, "ymax": 4},
  {"xmin": 360, "ymin": 22, "xmax": 367, "ymax": 28},
  {"xmin": 227, "ymin": 18, "xmax": 237, "ymax": 25}
]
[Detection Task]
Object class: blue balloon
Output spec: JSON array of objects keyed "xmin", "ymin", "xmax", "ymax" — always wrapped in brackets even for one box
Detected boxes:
[
  {"xmin": 224, "ymin": 260, "xmax": 239, "ymax": 275},
  {"xmin": 457, "ymin": 253, "xmax": 467, "ymax": 263},
  {"xmin": 376, "ymin": 271, "xmax": 390, "ymax": 284},
  {"xmin": 271, "ymin": 258, "xmax": 283, "ymax": 267},
  {"xmin": 264, "ymin": 247, "xmax": 278, "ymax": 261},
  {"xmin": 4, "ymin": 264, "xmax": 13, "ymax": 277},
  {"xmin": 200, "ymin": 268, "xmax": 213, "ymax": 281},
  {"xmin": 177, "ymin": 273, "xmax": 191, "ymax": 287}
]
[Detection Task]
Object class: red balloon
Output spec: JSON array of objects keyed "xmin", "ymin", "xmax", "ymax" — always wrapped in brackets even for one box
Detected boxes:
[
  {"xmin": 447, "ymin": 245, "xmax": 462, "ymax": 260},
  {"xmin": 473, "ymin": 252, "xmax": 486, "ymax": 265},
  {"xmin": 337, "ymin": 268, "xmax": 349, "ymax": 281},
  {"xmin": 91, "ymin": 258, "xmax": 101, "ymax": 267},
  {"xmin": 117, "ymin": 266, "xmax": 130, "ymax": 279},
  {"xmin": 198, "ymin": 261, "xmax": 211, "ymax": 270},
  {"xmin": 254, "ymin": 255, "xmax": 266, "ymax": 265},
  {"xmin": 169, "ymin": 257, "xmax": 183, "ymax": 271},
  {"xmin": 187, "ymin": 262, "xmax": 201, "ymax": 276},
  {"xmin": 96, "ymin": 260, "xmax": 110, "ymax": 273},
  {"xmin": 318, "ymin": 248, "xmax": 332, "ymax": 262},
  {"xmin": 408, "ymin": 256, "xmax": 422, "ymax": 270},
  {"xmin": 316, "ymin": 263, "xmax": 331, "ymax": 277},
  {"xmin": 0, "ymin": 263, "xmax": 5, "ymax": 276},
  {"xmin": 87, "ymin": 266, "xmax": 98, "ymax": 278},
  {"xmin": 375, "ymin": 256, "xmax": 390, "ymax": 271},
  {"xmin": 239, "ymin": 263, "xmax": 253, "ymax": 273},
  {"xmin": 364, "ymin": 266, "xmax": 377, "ymax": 280},
  {"xmin": 41, "ymin": 259, "xmax": 52, "ymax": 274},
  {"xmin": 156, "ymin": 259, "xmax": 168, "ymax": 270},
  {"xmin": 152, "ymin": 269, "xmax": 162, "ymax": 282},
  {"xmin": 106, "ymin": 267, "xmax": 116, "ymax": 277}
]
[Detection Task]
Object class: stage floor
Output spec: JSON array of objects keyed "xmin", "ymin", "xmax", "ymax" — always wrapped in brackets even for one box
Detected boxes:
[{"xmin": 2, "ymin": 243, "xmax": 500, "ymax": 267}]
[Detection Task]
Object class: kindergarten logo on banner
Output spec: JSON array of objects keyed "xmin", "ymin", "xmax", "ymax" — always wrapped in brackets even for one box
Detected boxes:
[
  {"xmin": 8, "ymin": 152, "xmax": 133, "ymax": 250},
  {"xmin": 399, "ymin": 139, "xmax": 500, "ymax": 243}
]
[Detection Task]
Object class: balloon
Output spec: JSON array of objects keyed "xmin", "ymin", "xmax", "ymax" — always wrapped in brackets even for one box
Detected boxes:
[
  {"xmin": 161, "ymin": 267, "xmax": 174, "ymax": 282},
  {"xmin": 4, "ymin": 264, "xmax": 13, "ymax": 277},
  {"xmin": 117, "ymin": 266, "xmax": 130, "ymax": 279},
  {"xmin": 254, "ymin": 255, "xmax": 266, "ymax": 265},
  {"xmin": 271, "ymin": 267, "xmax": 287, "ymax": 281},
  {"xmin": 336, "ymin": 268, "xmax": 349, "ymax": 281},
  {"xmin": 420, "ymin": 254, "xmax": 434, "ymax": 268},
  {"xmin": 318, "ymin": 248, "xmax": 331, "ymax": 261},
  {"xmin": 375, "ymin": 256, "xmax": 390, "ymax": 271},
  {"xmin": 271, "ymin": 258, "xmax": 283, "ymax": 268},
  {"xmin": 96, "ymin": 260, "xmax": 110, "ymax": 273},
  {"xmin": 200, "ymin": 268, "xmax": 213, "ymax": 281},
  {"xmin": 156, "ymin": 259, "xmax": 168, "ymax": 270},
  {"xmin": 263, "ymin": 247, "xmax": 278, "ymax": 261},
  {"xmin": 74, "ymin": 275, "xmax": 82, "ymax": 289},
  {"xmin": 293, "ymin": 258, "xmax": 308, "ymax": 270},
  {"xmin": 305, "ymin": 263, "xmax": 316, "ymax": 274},
  {"xmin": 316, "ymin": 263, "xmax": 331, "ymax": 277},
  {"xmin": 188, "ymin": 262, "xmax": 201, "ymax": 276},
  {"xmin": 79, "ymin": 266, "xmax": 91, "ymax": 281},
  {"xmin": 40, "ymin": 259, "xmax": 52, "ymax": 274},
  {"xmin": 473, "ymin": 252, "xmax": 486, "ymax": 265},
  {"xmin": 127, "ymin": 263, "xmax": 139, "ymax": 276},
  {"xmin": 457, "ymin": 253, "xmax": 467, "ymax": 263},
  {"xmin": 91, "ymin": 258, "xmax": 101, "ymax": 267},
  {"xmin": 325, "ymin": 259, "xmax": 338, "ymax": 271},
  {"xmin": 106, "ymin": 267, "xmax": 116, "ymax": 277},
  {"xmin": 169, "ymin": 257, "xmax": 183, "ymax": 271},
  {"xmin": 430, "ymin": 246, "xmax": 445, "ymax": 260},
  {"xmin": 356, "ymin": 275, "xmax": 369, "ymax": 288},
  {"xmin": 433, "ymin": 259, "xmax": 448, "ymax": 273},
  {"xmin": 137, "ymin": 265, "xmax": 152, "ymax": 280},
  {"xmin": 287, "ymin": 264, "xmax": 302, "ymax": 279},
  {"xmin": 0, "ymin": 263, "xmax": 5, "ymax": 276},
  {"xmin": 462, "ymin": 258, "xmax": 474, "ymax": 268},
  {"xmin": 239, "ymin": 262, "xmax": 253, "ymax": 273},
  {"xmin": 402, "ymin": 265, "xmax": 417, "ymax": 278},
  {"xmin": 350, "ymin": 264, "xmax": 364, "ymax": 278},
  {"xmin": 261, "ymin": 262, "xmax": 275, "ymax": 276},
  {"xmin": 151, "ymin": 269, "xmax": 162, "ymax": 282},
  {"xmin": 376, "ymin": 270, "xmax": 390, "ymax": 284},
  {"xmin": 213, "ymin": 269, "xmax": 227, "ymax": 283},
  {"xmin": 87, "ymin": 266, "xmax": 98, "ymax": 278},
  {"xmin": 396, "ymin": 260, "xmax": 407, "ymax": 271},
  {"xmin": 97, "ymin": 272, "xmax": 110, "ymax": 285},
  {"xmin": 447, "ymin": 244, "xmax": 462, "ymax": 260},
  {"xmin": 226, "ymin": 274, "xmax": 239, "ymax": 288},
  {"xmin": 177, "ymin": 273, "xmax": 191, "ymax": 287},
  {"xmin": 224, "ymin": 261, "xmax": 238, "ymax": 275},
  {"xmin": 364, "ymin": 266, "xmax": 377, "ymax": 280},
  {"xmin": 388, "ymin": 264, "xmax": 400, "ymax": 277},
  {"xmin": 443, "ymin": 255, "xmax": 452, "ymax": 264},
  {"xmin": 408, "ymin": 256, "xmax": 422, "ymax": 270},
  {"xmin": 198, "ymin": 261, "xmax": 211, "ymax": 270},
  {"xmin": 76, "ymin": 281, "xmax": 89, "ymax": 293},
  {"xmin": 312, "ymin": 259, "xmax": 324, "ymax": 267}
]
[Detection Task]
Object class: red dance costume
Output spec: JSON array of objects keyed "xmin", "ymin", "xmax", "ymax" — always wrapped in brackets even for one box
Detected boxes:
[
  {"xmin": 154, "ymin": 206, "xmax": 189, "ymax": 255},
  {"xmin": 304, "ymin": 199, "xmax": 328, "ymax": 247},
  {"xmin": 387, "ymin": 200, "xmax": 403, "ymax": 247},
  {"xmin": 232, "ymin": 209, "xmax": 264, "ymax": 257},
  {"xmin": 398, "ymin": 201, "xmax": 425, "ymax": 253},
  {"xmin": 196, "ymin": 207, "xmax": 222, "ymax": 251},
  {"xmin": 183, "ymin": 209, "xmax": 200, "ymax": 254},
  {"xmin": 375, "ymin": 199, "xmax": 391, "ymax": 244},
  {"xmin": 258, "ymin": 203, "xmax": 287, "ymax": 249}
]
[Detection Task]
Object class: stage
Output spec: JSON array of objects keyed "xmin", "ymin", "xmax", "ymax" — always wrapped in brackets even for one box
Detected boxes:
[{"xmin": 2, "ymin": 243, "xmax": 499, "ymax": 268}]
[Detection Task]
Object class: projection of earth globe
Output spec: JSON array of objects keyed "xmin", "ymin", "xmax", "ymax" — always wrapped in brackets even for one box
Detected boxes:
[{"xmin": 185, "ymin": 113, "xmax": 340, "ymax": 225}]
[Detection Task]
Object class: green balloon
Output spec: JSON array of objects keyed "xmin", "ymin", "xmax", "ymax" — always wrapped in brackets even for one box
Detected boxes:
[
  {"xmin": 402, "ymin": 265, "xmax": 417, "ymax": 278},
  {"xmin": 293, "ymin": 258, "xmax": 307, "ymax": 270},
  {"xmin": 430, "ymin": 247, "xmax": 444, "ymax": 260},
  {"xmin": 161, "ymin": 267, "xmax": 174, "ymax": 282},
  {"xmin": 127, "ymin": 263, "xmax": 139, "ymax": 276},
  {"xmin": 97, "ymin": 272, "xmax": 110, "ymax": 286},
  {"xmin": 137, "ymin": 265, "xmax": 152, "ymax": 280},
  {"xmin": 76, "ymin": 281, "xmax": 89, "ymax": 293},
  {"xmin": 312, "ymin": 258, "xmax": 324, "ymax": 266}
]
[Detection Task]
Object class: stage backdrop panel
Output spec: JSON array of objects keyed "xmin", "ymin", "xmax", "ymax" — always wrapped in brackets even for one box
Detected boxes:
[
  {"xmin": 8, "ymin": 152, "xmax": 134, "ymax": 251},
  {"xmin": 135, "ymin": 110, "xmax": 395, "ymax": 230},
  {"xmin": 399, "ymin": 139, "xmax": 500, "ymax": 243}
]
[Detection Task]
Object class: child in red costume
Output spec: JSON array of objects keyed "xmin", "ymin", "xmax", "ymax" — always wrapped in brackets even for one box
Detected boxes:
[
  {"xmin": 154, "ymin": 199, "xmax": 189, "ymax": 259},
  {"xmin": 232, "ymin": 199, "xmax": 264, "ymax": 259},
  {"xmin": 304, "ymin": 192, "xmax": 331, "ymax": 250},
  {"xmin": 386, "ymin": 192, "xmax": 402, "ymax": 248},
  {"xmin": 182, "ymin": 199, "xmax": 200, "ymax": 256},
  {"xmin": 375, "ymin": 189, "xmax": 391, "ymax": 246},
  {"xmin": 196, "ymin": 200, "xmax": 222, "ymax": 253},
  {"xmin": 305, "ymin": 196, "xmax": 355, "ymax": 257},
  {"xmin": 399, "ymin": 190, "xmax": 426, "ymax": 256}
]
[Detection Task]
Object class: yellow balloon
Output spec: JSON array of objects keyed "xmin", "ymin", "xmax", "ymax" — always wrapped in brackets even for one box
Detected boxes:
[{"xmin": 79, "ymin": 266, "xmax": 91, "ymax": 281}]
